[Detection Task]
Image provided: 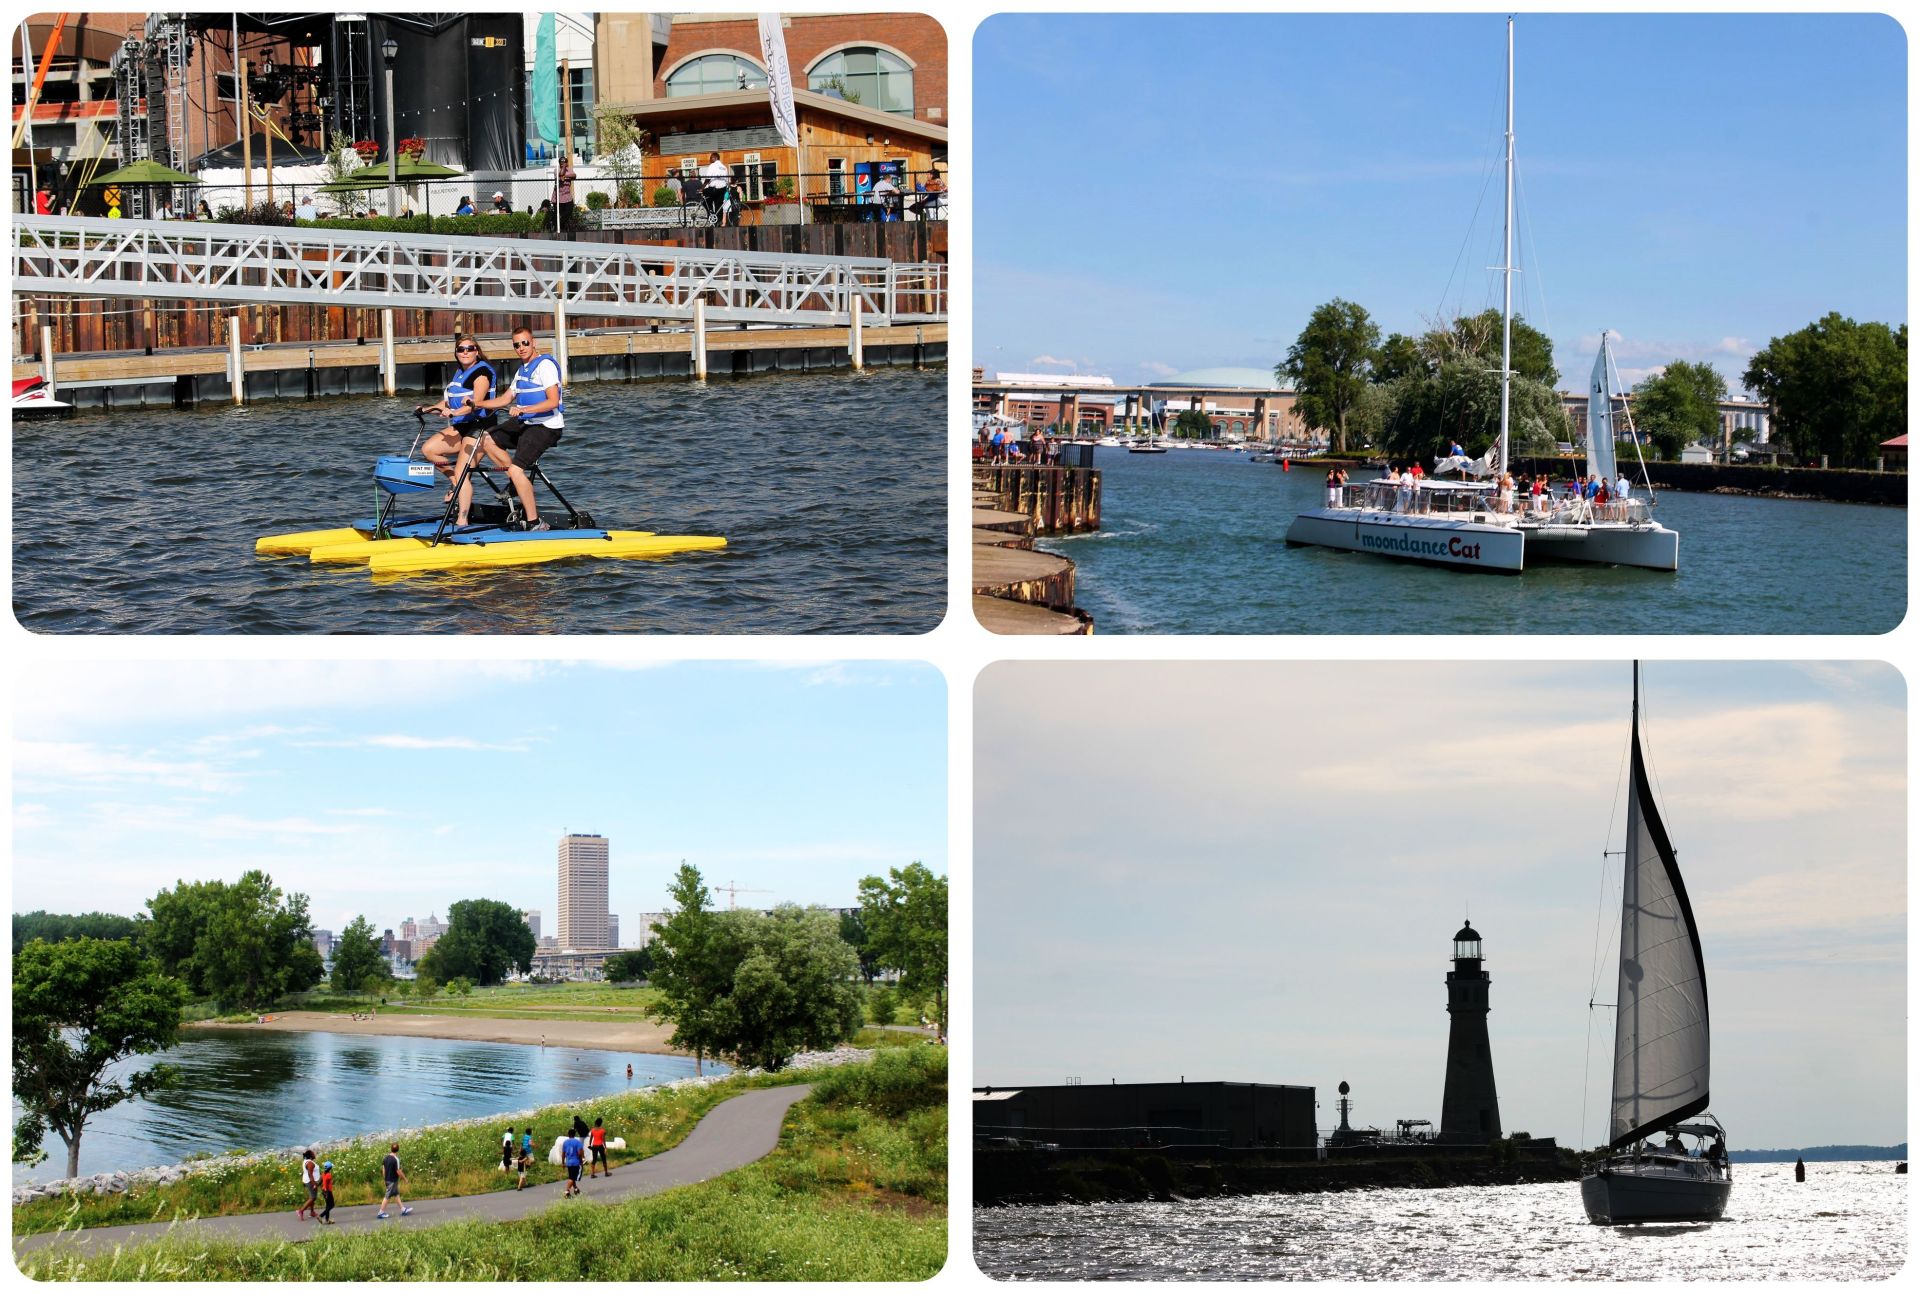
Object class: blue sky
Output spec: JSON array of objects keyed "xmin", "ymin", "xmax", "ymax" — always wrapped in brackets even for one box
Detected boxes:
[
  {"xmin": 13, "ymin": 661, "xmax": 946, "ymax": 936},
  {"xmin": 974, "ymin": 13, "xmax": 1908, "ymax": 391},
  {"xmin": 975, "ymin": 662, "xmax": 1906, "ymax": 1150}
]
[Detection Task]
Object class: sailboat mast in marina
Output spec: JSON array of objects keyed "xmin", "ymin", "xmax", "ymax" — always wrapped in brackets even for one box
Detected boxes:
[
  {"xmin": 1283, "ymin": 18, "xmax": 1679, "ymax": 572},
  {"xmin": 1579, "ymin": 663, "xmax": 1732, "ymax": 1225}
]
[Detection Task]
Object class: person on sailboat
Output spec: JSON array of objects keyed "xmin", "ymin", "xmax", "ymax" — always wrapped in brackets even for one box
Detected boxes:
[
  {"xmin": 1325, "ymin": 468, "xmax": 1340, "ymax": 506},
  {"xmin": 1498, "ymin": 470, "xmax": 1516, "ymax": 513}
]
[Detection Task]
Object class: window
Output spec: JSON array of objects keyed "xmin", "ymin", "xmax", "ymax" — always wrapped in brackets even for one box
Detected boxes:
[
  {"xmin": 731, "ymin": 152, "xmax": 777, "ymax": 201},
  {"xmin": 665, "ymin": 53, "xmax": 766, "ymax": 97},
  {"xmin": 807, "ymin": 47, "xmax": 914, "ymax": 117},
  {"xmin": 826, "ymin": 157, "xmax": 845, "ymax": 197},
  {"xmin": 522, "ymin": 65, "xmax": 597, "ymax": 162}
]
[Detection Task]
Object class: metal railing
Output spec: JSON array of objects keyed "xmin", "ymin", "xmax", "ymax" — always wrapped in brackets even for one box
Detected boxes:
[
  {"xmin": 1337, "ymin": 478, "xmax": 1653, "ymax": 524},
  {"xmin": 11, "ymin": 215, "xmax": 946, "ymax": 326}
]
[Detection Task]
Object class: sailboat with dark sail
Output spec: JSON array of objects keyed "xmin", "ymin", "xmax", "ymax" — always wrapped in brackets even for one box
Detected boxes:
[{"xmin": 1580, "ymin": 664, "xmax": 1732, "ymax": 1224}]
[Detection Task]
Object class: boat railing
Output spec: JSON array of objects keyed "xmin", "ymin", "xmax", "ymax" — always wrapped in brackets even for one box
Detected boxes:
[
  {"xmin": 1348, "ymin": 479, "xmax": 1511, "ymax": 519},
  {"xmin": 1524, "ymin": 496, "xmax": 1655, "ymax": 526}
]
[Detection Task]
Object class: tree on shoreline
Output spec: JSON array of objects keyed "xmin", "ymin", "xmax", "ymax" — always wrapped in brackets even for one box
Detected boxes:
[
  {"xmin": 13, "ymin": 938, "xmax": 189, "ymax": 1179},
  {"xmin": 141, "ymin": 872, "xmax": 323, "ymax": 1011},
  {"xmin": 648, "ymin": 864, "xmax": 725, "ymax": 1072},
  {"xmin": 603, "ymin": 947, "xmax": 656, "ymax": 983},
  {"xmin": 1744, "ymin": 314, "xmax": 1907, "ymax": 467},
  {"xmin": 11, "ymin": 911, "xmax": 140, "ymax": 954},
  {"xmin": 329, "ymin": 916, "xmax": 390, "ymax": 994},
  {"xmin": 858, "ymin": 863, "xmax": 949, "ymax": 1035},
  {"xmin": 1280, "ymin": 299, "xmax": 1379, "ymax": 454},
  {"xmin": 416, "ymin": 899, "xmax": 535, "ymax": 987},
  {"xmin": 1633, "ymin": 359, "xmax": 1728, "ymax": 461}
]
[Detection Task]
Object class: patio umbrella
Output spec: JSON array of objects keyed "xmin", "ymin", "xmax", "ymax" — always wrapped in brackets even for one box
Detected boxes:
[
  {"xmin": 83, "ymin": 158, "xmax": 201, "ymax": 218},
  {"xmin": 314, "ymin": 157, "xmax": 468, "ymax": 217}
]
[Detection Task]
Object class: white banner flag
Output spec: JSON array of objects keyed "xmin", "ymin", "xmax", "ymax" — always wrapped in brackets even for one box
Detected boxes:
[{"xmin": 759, "ymin": 13, "xmax": 799, "ymax": 149}]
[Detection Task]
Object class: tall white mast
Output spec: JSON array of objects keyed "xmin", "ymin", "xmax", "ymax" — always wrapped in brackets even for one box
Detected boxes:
[{"xmin": 1498, "ymin": 16, "xmax": 1515, "ymax": 476}]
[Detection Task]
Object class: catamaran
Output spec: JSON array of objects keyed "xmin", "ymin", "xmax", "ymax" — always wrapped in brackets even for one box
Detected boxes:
[
  {"xmin": 1284, "ymin": 20, "xmax": 1678, "ymax": 573},
  {"xmin": 1580, "ymin": 663, "xmax": 1731, "ymax": 1224}
]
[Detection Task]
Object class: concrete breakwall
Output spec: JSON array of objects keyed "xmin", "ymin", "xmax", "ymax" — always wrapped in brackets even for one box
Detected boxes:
[
  {"xmin": 972, "ymin": 466, "xmax": 1099, "ymax": 634},
  {"xmin": 1509, "ymin": 457, "xmax": 1906, "ymax": 506}
]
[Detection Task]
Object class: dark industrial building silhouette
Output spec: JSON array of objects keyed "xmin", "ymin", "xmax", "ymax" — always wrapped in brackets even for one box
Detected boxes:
[
  {"xmin": 974, "ymin": 1080, "xmax": 1316, "ymax": 1152},
  {"xmin": 1439, "ymin": 921, "xmax": 1503, "ymax": 1143}
]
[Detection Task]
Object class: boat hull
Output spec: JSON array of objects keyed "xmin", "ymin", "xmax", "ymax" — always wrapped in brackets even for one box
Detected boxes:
[
  {"xmin": 1285, "ymin": 508, "xmax": 1524, "ymax": 573},
  {"xmin": 1523, "ymin": 521, "xmax": 1679, "ymax": 571},
  {"xmin": 1580, "ymin": 1167, "xmax": 1731, "ymax": 1224}
]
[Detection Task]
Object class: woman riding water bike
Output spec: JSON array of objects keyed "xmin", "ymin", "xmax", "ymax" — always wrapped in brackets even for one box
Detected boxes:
[{"xmin": 417, "ymin": 334, "xmax": 507, "ymax": 526}]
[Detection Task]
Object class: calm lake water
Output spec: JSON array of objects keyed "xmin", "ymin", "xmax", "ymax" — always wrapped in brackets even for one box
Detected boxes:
[
  {"xmin": 14, "ymin": 1030, "xmax": 711, "ymax": 1183},
  {"xmin": 973, "ymin": 1161, "xmax": 1908, "ymax": 1280},
  {"xmin": 12, "ymin": 368, "xmax": 944, "ymax": 634},
  {"xmin": 1037, "ymin": 448, "xmax": 1906, "ymax": 634}
]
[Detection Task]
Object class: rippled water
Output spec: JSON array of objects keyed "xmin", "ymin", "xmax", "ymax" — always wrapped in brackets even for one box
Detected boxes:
[
  {"xmin": 13, "ymin": 1030, "xmax": 712, "ymax": 1182},
  {"xmin": 1037, "ymin": 448, "xmax": 1905, "ymax": 634},
  {"xmin": 973, "ymin": 1162, "xmax": 1908, "ymax": 1280},
  {"xmin": 12, "ymin": 368, "xmax": 944, "ymax": 634}
]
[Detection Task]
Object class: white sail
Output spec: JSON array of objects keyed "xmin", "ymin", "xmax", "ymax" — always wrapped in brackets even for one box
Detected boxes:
[
  {"xmin": 1587, "ymin": 337, "xmax": 1620, "ymax": 486},
  {"xmin": 1609, "ymin": 685, "xmax": 1711, "ymax": 1148}
]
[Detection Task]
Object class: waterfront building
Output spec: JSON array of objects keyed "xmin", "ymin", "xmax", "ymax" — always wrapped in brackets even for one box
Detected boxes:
[
  {"xmin": 391, "ymin": 937, "xmax": 414, "ymax": 962},
  {"xmin": 400, "ymin": 916, "xmax": 418, "ymax": 943},
  {"xmin": 975, "ymin": 368, "xmax": 1311, "ymax": 442},
  {"xmin": 311, "ymin": 929, "xmax": 333, "ymax": 958},
  {"xmin": 603, "ymin": 13, "xmax": 948, "ymax": 210},
  {"xmin": 557, "ymin": 832, "xmax": 611, "ymax": 949},
  {"xmin": 1438, "ymin": 921, "xmax": 1502, "ymax": 1144},
  {"xmin": 608, "ymin": 913, "xmax": 621, "ymax": 948},
  {"xmin": 973, "ymin": 1080, "xmax": 1317, "ymax": 1153},
  {"xmin": 379, "ymin": 928, "xmax": 395, "ymax": 956},
  {"xmin": 521, "ymin": 908, "xmax": 542, "ymax": 941},
  {"xmin": 635, "ymin": 912, "xmax": 669, "ymax": 948}
]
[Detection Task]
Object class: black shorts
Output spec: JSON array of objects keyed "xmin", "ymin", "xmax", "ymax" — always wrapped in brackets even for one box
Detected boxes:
[
  {"xmin": 566, "ymin": 1164, "xmax": 582, "ymax": 1182},
  {"xmin": 494, "ymin": 418, "xmax": 563, "ymax": 470},
  {"xmin": 591, "ymin": 1145, "xmax": 606, "ymax": 1163}
]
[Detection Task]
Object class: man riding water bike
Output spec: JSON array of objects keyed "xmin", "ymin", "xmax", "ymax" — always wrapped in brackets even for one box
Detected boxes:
[
  {"xmin": 474, "ymin": 324, "xmax": 566, "ymax": 531},
  {"xmin": 417, "ymin": 334, "xmax": 503, "ymax": 527}
]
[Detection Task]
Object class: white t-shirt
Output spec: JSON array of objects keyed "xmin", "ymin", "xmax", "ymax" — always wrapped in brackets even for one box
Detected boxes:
[
  {"xmin": 703, "ymin": 159, "xmax": 731, "ymax": 190},
  {"xmin": 512, "ymin": 353, "xmax": 565, "ymax": 429},
  {"xmin": 302, "ymin": 1159, "xmax": 319, "ymax": 1186},
  {"xmin": 1615, "ymin": 476, "xmax": 1631, "ymax": 499}
]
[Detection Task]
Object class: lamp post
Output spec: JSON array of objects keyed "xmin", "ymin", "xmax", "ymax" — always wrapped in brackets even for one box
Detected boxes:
[{"xmin": 381, "ymin": 36, "xmax": 398, "ymax": 217}]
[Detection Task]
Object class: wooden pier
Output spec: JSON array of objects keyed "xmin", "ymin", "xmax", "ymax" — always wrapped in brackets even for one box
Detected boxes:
[{"xmin": 971, "ymin": 466, "xmax": 1099, "ymax": 634}]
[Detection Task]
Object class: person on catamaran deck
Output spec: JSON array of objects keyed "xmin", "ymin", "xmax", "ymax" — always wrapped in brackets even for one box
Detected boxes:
[
  {"xmin": 1448, "ymin": 440, "xmax": 1466, "ymax": 458},
  {"xmin": 474, "ymin": 324, "xmax": 566, "ymax": 532},
  {"xmin": 417, "ymin": 334, "xmax": 501, "ymax": 527}
]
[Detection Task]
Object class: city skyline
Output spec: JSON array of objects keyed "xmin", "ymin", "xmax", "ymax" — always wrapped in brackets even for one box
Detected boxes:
[
  {"xmin": 976, "ymin": 661, "xmax": 1906, "ymax": 1151},
  {"xmin": 12, "ymin": 660, "xmax": 946, "ymax": 936},
  {"xmin": 975, "ymin": 12, "xmax": 1906, "ymax": 391}
]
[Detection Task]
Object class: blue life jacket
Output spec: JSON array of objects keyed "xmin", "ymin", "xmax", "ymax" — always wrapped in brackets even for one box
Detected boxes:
[
  {"xmin": 512, "ymin": 354, "xmax": 564, "ymax": 427},
  {"xmin": 445, "ymin": 359, "xmax": 495, "ymax": 426}
]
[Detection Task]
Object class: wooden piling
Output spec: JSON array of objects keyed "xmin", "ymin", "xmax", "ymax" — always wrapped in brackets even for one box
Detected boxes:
[
  {"xmin": 228, "ymin": 313, "xmax": 243, "ymax": 405},
  {"xmin": 692, "ymin": 300, "xmax": 708, "ymax": 380},
  {"xmin": 380, "ymin": 308, "xmax": 396, "ymax": 395}
]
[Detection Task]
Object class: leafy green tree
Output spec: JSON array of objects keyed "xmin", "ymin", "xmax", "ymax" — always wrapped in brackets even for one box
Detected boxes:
[
  {"xmin": 415, "ymin": 975, "xmax": 440, "ymax": 1000},
  {"xmin": 13, "ymin": 939, "xmax": 189, "ymax": 1179},
  {"xmin": 447, "ymin": 976, "xmax": 474, "ymax": 997},
  {"xmin": 390, "ymin": 978, "xmax": 414, "ymax": 1001},
  {"xmin": 329, "ymin": 915, "xmax": 389, "ymax": 993},
  {"xmin": 858, "ymin": 863, "xmax": 949, "ymax": 1034},
  {"xmin": 706, "ymin": 906, "xmax": 864, "ymax": 1070},
  {"xmin": 143, "ymin": 872, "xmax": 322, "ymax": 1011},
  {"xmin": 1744, "ymin": 314, "xmax": 1908, "ymax": 467},
  {"xmin": 647, "ymin": 864, "xmax": 727, "ymax": 1072},
  {"xmin": 869, "ymin": 983, "xmax": 898, "ymax": 1026},
  {"xmin": 839, "ymin": 910, "xmax": 879, "ymax": 986},
  {"xmin": 1448, "ymin": 309, "xmax": 1560, "ymax": 387},
  {"xmin": 1373, "ymin": 332, "xmax": 1427, "ymax": 384},
  {"xmin": 1634, "ymin": 359, "xmax": 1728, "ymax": 461},
  {"xmin": 11, "ymin": 911, "xmax": 140, "ymax": 954},
  {"xmin": 1171, "ymin": 409, "xmax": 1213, "ymax": 440},
  {"xmin": 1281, "ymin": 299, "xmax": 1379, "ymax": 453},
  {"xmin": 603, "ymin": 947, "xmax": 656, "ymax": 983},
  {"xmin": 1376, "ymin": 360, "xmax": 1566, "ymax": 466},
  {"xmin": 416, "ymin": 899, "xmax": 534, "ymax": 987}
]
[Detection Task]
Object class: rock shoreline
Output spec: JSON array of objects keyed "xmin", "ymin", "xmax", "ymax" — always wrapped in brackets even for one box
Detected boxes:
[{"xmin": 12, "ymin": 1045, "xmax": 873, "ymax": 1207}]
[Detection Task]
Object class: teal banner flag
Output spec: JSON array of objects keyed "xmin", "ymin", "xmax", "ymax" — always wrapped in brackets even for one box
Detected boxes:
[{"xmin": 532, "ymin": 14, "xmax": 560, "ymax": 145}]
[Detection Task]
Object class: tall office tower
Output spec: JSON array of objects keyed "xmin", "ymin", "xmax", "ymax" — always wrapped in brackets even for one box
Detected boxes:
[
  {"xmin": 608, "ymin": 913, "xmax": 620, "ymax": 948},
  {"xmin": 521, "ymin": 909, "xmax": 542, "ymax": 941},
  {"xmin": 557, "ymin": 833, "xmax": 610, "ymax": 948}
]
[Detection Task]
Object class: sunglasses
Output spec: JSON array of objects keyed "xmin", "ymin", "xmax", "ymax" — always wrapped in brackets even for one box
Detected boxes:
[
  {"xmin": 455, "ymin": 345, "xmax": 477, "ymax": 353},
  {"xmin": 513, "ymin": 339, "xmax": 534, "ymax": 348}
]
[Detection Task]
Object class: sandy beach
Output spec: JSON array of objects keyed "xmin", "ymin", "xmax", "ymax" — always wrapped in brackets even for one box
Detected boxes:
[{"xmin": 188, "ymin": 1010, "xmax": 688, "ymax": 1056}]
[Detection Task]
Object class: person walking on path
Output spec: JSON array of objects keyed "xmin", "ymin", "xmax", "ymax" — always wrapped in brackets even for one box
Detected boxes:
[
  {"xmin": 502, "ymin": 1126, "xmax": 515, "ymax": 1172},
  {"xmin": 589, "ymin": 1117, "xmax": 611, "ymax": 1178},
  {"xmin": 298, "ymin": 1149, "xmax": 320, "ymax": 1219},
  {"xmin": 319, "ymin": 1161, "xmax": 336, "ymax": 1224},
  {"xmin": 516, "ymin": 1129, "xmax": 533, "ymax": 1190},
  {"xmin": 561, "ymin": 1128, "xmax": 586, "ymax": 1197},
  {"xmin": 378, "ymin": 1143, "xmax": 412, "ymax": 1218}
]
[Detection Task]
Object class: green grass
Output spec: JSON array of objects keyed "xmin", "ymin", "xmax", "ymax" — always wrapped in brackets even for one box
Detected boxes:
[
  {"xmin": 14, "ymin": 1067, "xmax": 779, "ymax": 1236},
  {"xmin": 16, "ymin": 1048, "xmax": 947, "ymax": 1281}
]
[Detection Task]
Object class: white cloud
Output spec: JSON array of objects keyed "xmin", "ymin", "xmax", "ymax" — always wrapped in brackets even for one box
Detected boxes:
[
  {"xmin": 1027, "ymin": 354, "xmax": 1081, "ymax": 370},
  {"xmin": 12, "ymin": 740, "xmax": 234, "ymax": 792}
]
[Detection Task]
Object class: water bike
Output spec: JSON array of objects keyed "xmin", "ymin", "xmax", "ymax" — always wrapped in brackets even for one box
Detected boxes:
[
  {"xmin": 12, "ymin": 376, "xmax": 74, "ymax": 420},
  {"xmin": 256, "ymin": 412, "xmax": 724, "ymax": 574}
]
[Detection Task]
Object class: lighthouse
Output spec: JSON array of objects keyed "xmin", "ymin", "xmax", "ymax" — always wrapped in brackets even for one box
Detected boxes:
[{"xmin": 1439, "ymin": 920, "xmax": 1502, "ymax": 1144}]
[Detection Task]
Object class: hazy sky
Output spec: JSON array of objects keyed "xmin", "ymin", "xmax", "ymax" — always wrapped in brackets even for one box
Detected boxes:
[
  {"xmin": 974, "ymin": 13, "xmax": 1907, "ymax": 391},
  {"xmin": 975, "ymin": 661, "xmax": 1905, "ymax": 1150},
  {"xmin": 13, "ymin": 660, "xmax": 946, "ymax": 936}
]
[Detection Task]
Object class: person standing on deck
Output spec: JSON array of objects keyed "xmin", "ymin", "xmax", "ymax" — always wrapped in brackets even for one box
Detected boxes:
[
  {"xmin": 1325, "ymin": 468, "xmax": 1340, "ymax": 507},
  {"xmin": 555, "ymin": 155, "xmax": 576, "ymax": 233},
  {"xmin": 476, "ymin": 325, "xmax": 565, "ymax": 531}
]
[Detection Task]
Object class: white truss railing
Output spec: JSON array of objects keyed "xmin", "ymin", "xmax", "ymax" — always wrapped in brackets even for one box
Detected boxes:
[{"xmin": 10, "ymin": 216, "xmax": 947, "ymax": 326}]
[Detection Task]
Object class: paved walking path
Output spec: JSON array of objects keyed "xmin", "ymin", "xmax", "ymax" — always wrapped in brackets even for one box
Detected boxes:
[{"xmin": 15, "ymin": 1084, "xmax": 811, "ymax": 1257}]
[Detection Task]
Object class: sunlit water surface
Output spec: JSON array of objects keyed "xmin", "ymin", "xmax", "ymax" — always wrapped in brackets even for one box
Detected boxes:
[
  {"xmin": 973, "ymin": 1162, "xmax": 1908, "ymax": 1280},
  {"xmin": 13, "ymin": 368, "xmax": 943, "ymax": 634},
  {"xmin": 1036, "ymin": 448, "xmax": 1905, "ymax": 635}
]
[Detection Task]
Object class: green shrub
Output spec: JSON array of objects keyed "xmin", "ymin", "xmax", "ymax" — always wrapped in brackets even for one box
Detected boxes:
[
  {"xmin": 810, "ymin": 1043, "xmax": 945, "ymax": 1119},
  {"xmin": 618, "ymin": 179, "xmax": 646, "ymax": 207},
  {"xmin": 584, "ymin": 190, "xmax": 610, "ymax": 210},
  {"xmin": 652, "ymin": 185, "xmax": 679, "ymax": 207},
  {"xmin": 868, "ymin": 984, "xmax": 896, "ymax": 1025}
]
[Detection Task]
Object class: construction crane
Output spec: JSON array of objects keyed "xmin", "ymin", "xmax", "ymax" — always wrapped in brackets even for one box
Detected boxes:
[{"xmin": 714, "ymin": 881, "xmax": 774, "ymax": 911}]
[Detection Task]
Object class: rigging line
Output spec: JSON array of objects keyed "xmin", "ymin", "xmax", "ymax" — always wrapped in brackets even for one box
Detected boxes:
[
  {"xmin": 1589, "ymin": 720, "xmax": 1631, "ymax": 1004},
  {"xmin": 1435, "ymin": 129, "xmax": 1503, "ymax": 330},
  {"xmin": 1512, "ymin": 156, "xmax": 1552, "ymax": 344}
]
